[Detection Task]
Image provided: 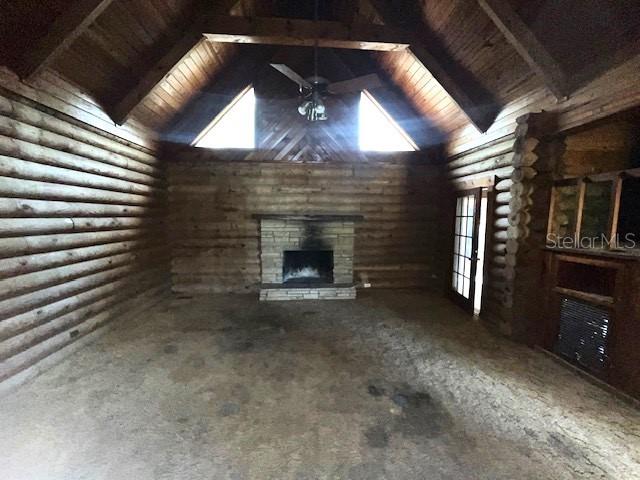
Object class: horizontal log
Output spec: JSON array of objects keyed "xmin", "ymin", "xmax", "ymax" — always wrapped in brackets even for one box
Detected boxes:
[
  {"xmin": 0, "ymin": 197, "xmax": 163, "ymax": 218},
  {"xmin": 491, "ymin": 255, "xmax": 507, "ymax": 266},
  {"xmin": 169, "ymin": 183, "xmax": 437, "ymax": 196},
  {"xmin": 169, "ymin": 159, "xmax": 433, "ymax": 173},
  {"xmin": 0, "ymin": 116, "xmax": 161, "ymax": 179},
  {"xmin": 0, "ymin": 229, "xmax": 148, "ymax": 258},
  {"xmin": 0, "ymin": 216, "xmax": 159, "ymax": 237},
  {"xmin": 492, "ymin": 242, "xmax": 507, "ymax": 254},
  {"xmin": 493, "ymin": 230, "xmax": 508, "ymax": 241},
  {"xmin": 0, "ymin": 238, "xmax": 162, "ymax": 278},
  {"xmin": 0, "ymin": 176, "xmax": 160, "ymax": 205},
  {"xmin": 447, "ymin": 137, "xmax": 516, "ymax": 170},
  {"xmin": 0, "ymin": 68, "xmax": 156, "ymax": 150},
  {"xmin": 0, "ymin": 256, "xmax": 168, "ymax": 321},
  {"xmin": 495, "ymin": 192, "xmax": 512, "ymax": 204},
  {"xmin": 510, "ymin": 166, "xmax": 537, "ymax": 182},
  {"xmin": 0, "ymin": 155, "xmax": 162, "ymax": 196},
  {"xmin": 489, "ymin": 267, "xmax": 507, "ymax": 279},
  {"xmin": 0, "ymin": 246, "xmax": 167, "ymax": 301},
  {"xmin": 0, "ymin": 94, "xmax": 156, "ymax": 165},
  {"xmin": 169, "ymin": 165, "xmax": 434, "ymax": 179},
  {"xmin": 0, "ymin": 266, "xmax": 167, "ymax": 341},
  {"xmin": 495, "ymin": 204, "xmax": 511, "ymax": 216},
  {"xmin": 494, "ymin": 217, "xmax": 510, "ymax": 229},
  {"xmin": 0, "ymin": 282, "xmax": 167, "ymax": 382},
  {"xmin": 172, "ymin": 284, "xmax": 256, "ymax": 295},
  {"xmin": 168, "ymin": 214, "xmax": 439, "ymax": 225},
  {"xmin": 0, "ymin": 269, "xmax": 164, "ymax": 358},
  {"xmin": 448, "ymin": 152, "xmax": 515, "ymax": 178},
  {"xmin": 495, "ymin": 179, "xmax": 513, "ymax": 192},
  {"xmin": 451, "ymin": 166, "xmax": 514, "ymax": 189}
]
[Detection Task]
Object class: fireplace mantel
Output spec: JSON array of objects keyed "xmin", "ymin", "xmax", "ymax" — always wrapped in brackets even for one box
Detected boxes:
[{"xmin": 252, "ymin": 214, "xmax": 364, "ymax": 222}]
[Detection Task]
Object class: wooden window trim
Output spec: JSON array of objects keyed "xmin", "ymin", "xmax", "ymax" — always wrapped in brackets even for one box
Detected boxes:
[{"xmin": 547, "ymin": 168, "xmax": 638, "ymax": 251}]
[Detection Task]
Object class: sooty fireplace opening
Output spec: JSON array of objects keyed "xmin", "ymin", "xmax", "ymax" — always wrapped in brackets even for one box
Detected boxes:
[{"xmin": 283, "ymin": 250, "xmax": 333, "ymax": 284}]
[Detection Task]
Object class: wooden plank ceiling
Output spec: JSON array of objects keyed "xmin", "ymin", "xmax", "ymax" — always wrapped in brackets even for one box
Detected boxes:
[{"xmin": 1, "ymin": 0, "xmax": 638, "ymax": 140}]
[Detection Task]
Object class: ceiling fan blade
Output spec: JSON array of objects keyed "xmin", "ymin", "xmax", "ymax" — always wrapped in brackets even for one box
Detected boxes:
[
  {"xmin": 270, "ymin": 64, "xmax": 312, "ymax": 90},
  {"xmin": 327, "ymin": 74, "xmax": 383, "ymax": 95}
]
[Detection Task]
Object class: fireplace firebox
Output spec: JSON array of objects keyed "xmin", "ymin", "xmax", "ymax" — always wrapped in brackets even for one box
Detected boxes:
[{"xmin": 283, "ymin": 250, "xmax": 333, "ymax": 284}]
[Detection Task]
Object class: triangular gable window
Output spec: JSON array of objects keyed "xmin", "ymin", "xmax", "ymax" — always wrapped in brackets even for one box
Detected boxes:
[
  {"xmin": 193, "ymin": 86, "xmax": 255, "ymax": 149},
  {"xmin": 359, "ymin": 90, "xmax": 417, "ymax": 152}
]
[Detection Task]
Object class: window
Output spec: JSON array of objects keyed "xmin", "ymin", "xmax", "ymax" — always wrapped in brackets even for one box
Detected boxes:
[
  {"xmin": 193, "ymin": 86, "xmax": 255, "ymax": 149},
  {"xmin": 452, "ymin": 193, "xmax": 476, "ymax": 300},
  {"xmin": 547, "ymin": 170, "xmax": 640, "ymax": 251},
  {"xmin": 358, "ymin": 90, "xmax": 417, "ymax": 152}
]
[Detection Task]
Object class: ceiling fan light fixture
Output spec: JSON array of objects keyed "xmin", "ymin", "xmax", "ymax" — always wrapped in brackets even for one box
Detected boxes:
[
  {"xmin": 299, "ymin": 97, "xmax": 327, "ymax": 121},
  {"xmin": 298, "ymin": 101, "xmax": 311, "ymax": 116}
]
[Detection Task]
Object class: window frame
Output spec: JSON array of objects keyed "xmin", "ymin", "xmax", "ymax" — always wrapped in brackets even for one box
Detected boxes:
[
  {"xmin": 547, "ymin": 167, "xmax": 640, "ymax": 251},
  {"xmin": 191, "ymin": 84, "xmax": 255, "ymax": 149},
  {"xmin": 358, "ymin": 89, "xmax": 419, "ymax": 152}
]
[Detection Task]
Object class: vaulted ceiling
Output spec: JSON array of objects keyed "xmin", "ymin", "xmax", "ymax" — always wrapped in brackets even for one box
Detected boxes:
[{"xmin": 1, "ymin": 0, "xmax": 638, "ymax": 141}]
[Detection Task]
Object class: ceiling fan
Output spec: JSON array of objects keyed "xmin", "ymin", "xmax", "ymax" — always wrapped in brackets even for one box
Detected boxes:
[
  {"xmin": 269, "ymin": 63, "xmax": 383, "ymax": 121},
  {"xmin": 268, "ymin": 0, "xmax": 382, "ymax": 121}
]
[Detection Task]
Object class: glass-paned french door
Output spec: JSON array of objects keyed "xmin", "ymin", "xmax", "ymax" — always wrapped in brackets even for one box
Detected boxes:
[{"xmin": 451, "ymin": 189, "xmax": 481, "ymax": 311}]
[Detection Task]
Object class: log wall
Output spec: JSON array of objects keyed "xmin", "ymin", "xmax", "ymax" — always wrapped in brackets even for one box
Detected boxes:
[
  {"xmin": 448, "ymin": 54, "xmax": 640, "ymax": 157},
  {"xmin": 447, "ymin": 55, "xmax": 640, "ymax": 336},
  {"xmin": 167, "ymin": 148, "xmax": 449, "ymax": 294},
  {"xmin": 0, "ymin": 67, "xmax": 154, "ymax": 148},
  {"xmin": 0, "ymin": 90, "xmax": 169, "ymax": 390},
  {"xmin": 559, "ymin": 120, "xmax": 638, "ymax": 177}
]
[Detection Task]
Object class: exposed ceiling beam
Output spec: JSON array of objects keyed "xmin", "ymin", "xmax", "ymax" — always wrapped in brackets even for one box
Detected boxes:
[
  {"xmin": 16, "ymin": 0, "xmax": 115, "ymax": 80},
  {"xmin": 201, "ymin": 16, "xmax": 410, "ymax": 51},
  {"xmin": 366, "ymin": 0, "xmax": 498, "ymax": 132},
  {"xmin": 110, "ymin": 0, "xmax": 241, "ymax": 126},
  {"xmin": 478, "ymin": 0, "xmax": 569, "ymax": 100}
]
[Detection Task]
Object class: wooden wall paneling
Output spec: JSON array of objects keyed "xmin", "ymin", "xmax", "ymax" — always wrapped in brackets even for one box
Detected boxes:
[
  {"xmin": 0, "ymin": 90, "xmax": 169, "ymax": 390},
  {"xmin": 448, "ymin": 53, "xmax": 640, "ymax": 157},
  {"xmin": 0, "ymin": 91, "xmax": 156, "ymax": 166},
  {"xmin": 166, "ymin": 152, "xmax": 448, "ymax": 294},
  {"xmin": 559, "ymin": 121, "xmax": 637, "ymax": 177},
  {"xmin": 451, "ymin": 113, "xmax": 560, "ymax": 336},
  {"xmin": 0, "ymin": 68, "xmax": 155, "ymax": 149},
  {"xmin": 449, "ymin": 132, "xmax": 517, "ymax": 331}
]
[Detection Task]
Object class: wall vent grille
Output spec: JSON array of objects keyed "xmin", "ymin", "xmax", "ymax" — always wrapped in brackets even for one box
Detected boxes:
[{"xmin": 554, "ymin": 296, "xmax": 610, "ymax": 374}]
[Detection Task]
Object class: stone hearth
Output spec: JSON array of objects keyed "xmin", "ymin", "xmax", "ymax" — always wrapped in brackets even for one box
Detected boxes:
[{"xmin": 254, "ymin": 214, "xmax": 362, "ymax": 301}]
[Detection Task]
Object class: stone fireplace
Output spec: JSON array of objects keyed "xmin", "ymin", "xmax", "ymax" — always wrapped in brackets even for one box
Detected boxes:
[{"xmin": 253, "ymin": 214, "xmax": 362, "ymax": 300}]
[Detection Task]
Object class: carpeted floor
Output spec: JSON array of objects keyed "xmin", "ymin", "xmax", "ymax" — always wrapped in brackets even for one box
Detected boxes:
[{"xmin": 1, "ymin": 290, "xmax": 639, "ymax": 479}]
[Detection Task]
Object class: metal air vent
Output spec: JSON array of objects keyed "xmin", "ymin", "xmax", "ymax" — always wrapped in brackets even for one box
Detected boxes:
[{"xmin": 554, "ymin": 297, "xmax": 610, "ymax": 375}]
